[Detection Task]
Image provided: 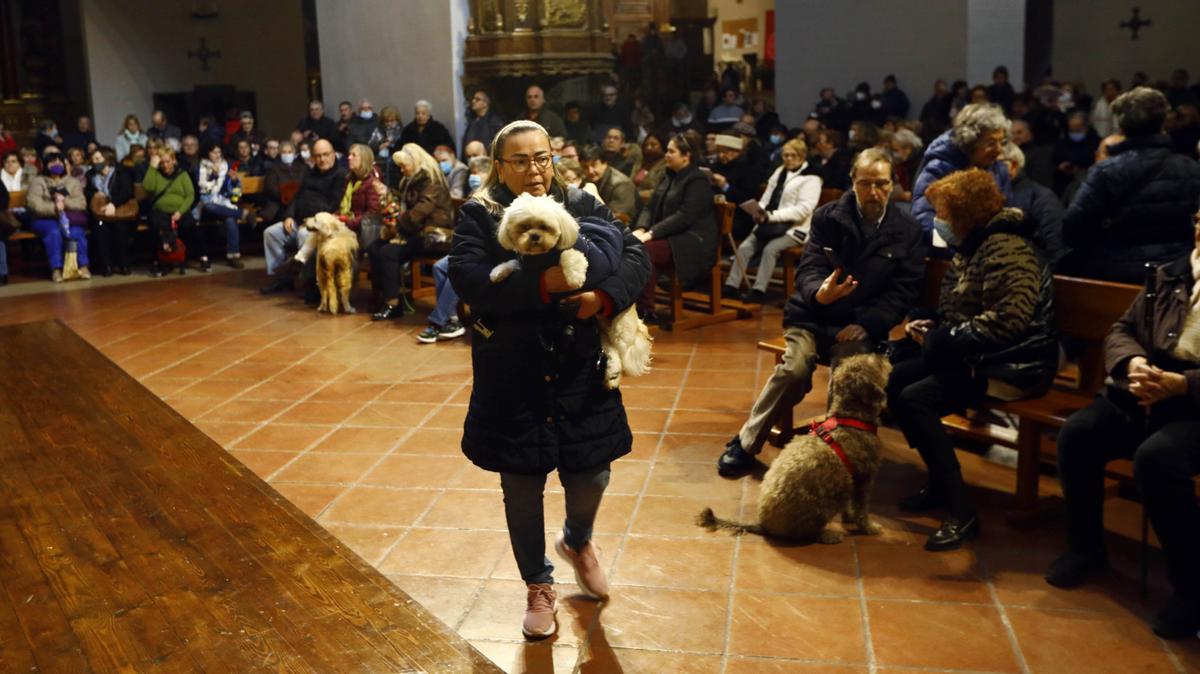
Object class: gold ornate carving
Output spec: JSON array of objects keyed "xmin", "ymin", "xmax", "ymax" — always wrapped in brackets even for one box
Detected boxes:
[
  {"xmin": 514, "ymin": 0, "xmax": 529, "ymax": 23},
  {"xmin": 544, "ymin": 0, "xmax": 587, "ymax": 28},
  {"xmin": 483, "ymin": 0, "xmax": 504, "ymax": 31}
]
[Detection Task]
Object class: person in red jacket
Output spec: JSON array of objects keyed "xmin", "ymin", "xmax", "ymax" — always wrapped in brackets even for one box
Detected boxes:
[{"xmin": 292, "ymin": 143, "xmax": 382, "ymax": 266}]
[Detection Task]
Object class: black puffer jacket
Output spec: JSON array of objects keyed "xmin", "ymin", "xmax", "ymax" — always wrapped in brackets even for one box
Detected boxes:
[
  {"xmin": 449, "ymin": 184, "xmax": 651, "ymax": 475},
  {"xmin": 935, "ymin": 209, "xmax": 1058, "ymax": 395},
  {"xmin": 1009, "ymin": 175, "xmax": 1067, "ymax": 269},
  {"xmin": 1062, "ymin": 134, "xmax": 1200, "ymax": 283},
  {"xmin": 635, "ymin": 162, "xmax": 716, "ymax": 289},
  {"xmin": 785, "ymin": 191, "xmax": 925, "ymax": 342}
]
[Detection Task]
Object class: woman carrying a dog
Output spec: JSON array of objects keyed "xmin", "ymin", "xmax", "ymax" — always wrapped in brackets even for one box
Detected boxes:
[
  {"xmin": 449, "ymin": 120, "xmax": 649, "ymax": 639},
  {"xmin": 888, "ymin": 168, "xmax": 1057, "ymax": 551}
]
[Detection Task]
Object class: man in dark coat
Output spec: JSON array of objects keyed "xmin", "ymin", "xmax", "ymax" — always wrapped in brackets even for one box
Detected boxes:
[
  {"xmin": 813, "ymin": 129, "xmax": 853, "ymax": 191},
  {"xmin": 1062, "ymin": 87, "xmax": 1200, "ymax": 283},
  {"xmin": 719, "ymin": 148, "xmax": 925, "ymax": 476},
  {"xmin": 260, "ymin": 139, "xmax": 346, "ymax": 294},
  {"xmin": 462, "ymin": 90, "xmax": 506, "ymax": 156},
  {"xmin": 296, "ymin": 101, "xmax": 339, "ymax": 149},
  {"xmin": 1004, "ymin": 144, "xmax": 1067, "ymax": 269},
  {"xmin": 398, "ymin": 100, "xmax": 456, "ymax": 156}
]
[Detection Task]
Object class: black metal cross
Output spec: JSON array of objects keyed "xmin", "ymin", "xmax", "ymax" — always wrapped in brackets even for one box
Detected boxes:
[
  {"xmin": 1120, "ymin": 6, "xmax": 1151, "ymax": 40},
  {"xmin": 187, "ymin": 38, "xmax": 221, "ymax": 72}
]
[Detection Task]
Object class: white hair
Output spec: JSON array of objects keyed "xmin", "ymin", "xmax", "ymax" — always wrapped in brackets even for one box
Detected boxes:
[
  {"xmin": 414, "ymin": 99, "xmax": 433, "ymax": 114},
  {"xmin": 951, "ymin": 103, "xmax": 1010, "ymax": 149},
  {"xmin": 1001, "ymin": 142, "xmax": 1025, "ymax": 173},
  {"xmin": 892, "ymin": 128, "xmax": 923, "ymax": 151}
]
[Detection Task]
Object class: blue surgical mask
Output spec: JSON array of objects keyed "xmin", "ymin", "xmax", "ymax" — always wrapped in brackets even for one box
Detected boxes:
[
  {"xmin": 769, "ymin": 134, "xmax": 783, "ymax": 145},
  {"xmin": 280, "ymin": 153, "xmax": 296, "ymax": 164},
  {"xmin": 48, "ymin": 164, "xmax": 66, "ymax": 176},
  {"xmin": 552, "ymin": 155, "xmax": 561, "ymax": 164},
  {"xmin": 468, "ymin": 174, "xmax": 482, "ymax": 190},
  {"xmin": 1068, "ymin": 131, "xmax": 1087, "ymax": 142},
  {"xmin": 439, "ymin": 159, "xmax": 453, "ymax": 175},
  {"xmin": 933, "ymin": 217, "xmax": 959, "ymax": 247}
]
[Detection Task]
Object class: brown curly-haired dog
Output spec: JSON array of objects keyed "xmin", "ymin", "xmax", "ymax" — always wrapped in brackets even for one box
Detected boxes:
[
  {"xmin": 698, "ymin": 354, "xmax": 892, "ymax": 543},
  {"xmin": 304, "ymin": 212, "xmax": 359, "ymax": 315}
]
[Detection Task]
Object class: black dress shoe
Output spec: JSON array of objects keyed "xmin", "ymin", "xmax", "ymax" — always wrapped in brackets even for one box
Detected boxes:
[
  {"xmin": 925, "ymin": 514, "xmax": 980, "ymax": 552},
  {"xmin": 372, "ymin": 303, "xmax": 404, "ymax": 321},
  {"xmin": 899, "ymin": 487, "xmax": 947, "ymax": 513},
  {"xmin": 741, "ymin": 289, "xmax": 767, "ymax": 304},
  {"xmin": 150, "ymin": 263, "xmax": 167, "ymax": 278},
  {"xmin": 1151, "ymin": 594, "xmax": 1200, "ymax": 640},
  {"xmin": 260, "ymin": 278, "xmax": 293, "ymax": 295},
  {"xmin": 0, "ymin": 274, "xmax": 8, "ymax": 286},
  {"xmin": 1044, "ymin": 550, "xmax": 1109, "ymax": 589},
  {"xmin": 717, "ymin": 436, "xmax": 757, "ymax": 478}
]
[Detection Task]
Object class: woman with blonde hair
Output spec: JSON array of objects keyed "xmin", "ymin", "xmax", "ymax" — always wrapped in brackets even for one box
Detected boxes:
[
  {"xmin": 115, "ymin": 114, "xmax": 148, "ymax": 161},
  {"xmin": 369, "ymin": 142, "xmax": 453, "ymax": 320}
]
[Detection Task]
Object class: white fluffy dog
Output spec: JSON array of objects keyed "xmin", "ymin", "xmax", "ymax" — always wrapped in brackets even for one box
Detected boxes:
[
  {"xmin": 303, "ymin": 212, "xmax": 359, "ymax": 315},
  {"xmin": 491, "ymin": 193, "xmax": 652, "ymax": 389}
]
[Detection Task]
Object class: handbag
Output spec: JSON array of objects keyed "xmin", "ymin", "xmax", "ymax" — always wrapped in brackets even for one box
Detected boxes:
[
  {"xmin": 89, "ymin": 192, "xmax": 138, "ymax": 220},
  {"xmin": 156, "ymin": 218, "xmax": 187, "ymax": 266}
]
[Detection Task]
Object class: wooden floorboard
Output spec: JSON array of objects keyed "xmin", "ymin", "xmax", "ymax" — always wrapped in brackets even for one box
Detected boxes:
[{"xmin": 0, "ymin": 320, "xmax": 500, "ymax": 673}]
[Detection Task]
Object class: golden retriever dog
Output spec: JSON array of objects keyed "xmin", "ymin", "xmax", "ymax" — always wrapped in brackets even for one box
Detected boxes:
[
  {"xmin": 699, "ymin": 354, "xmax": 892, "ymax": 543},
  {"xmin": 490, "ymin": 193, "xmax": 652, "ymax": 389},
  {"xmin": 303, "ymin": 212, "xmax": 358, "ymax": 315}
]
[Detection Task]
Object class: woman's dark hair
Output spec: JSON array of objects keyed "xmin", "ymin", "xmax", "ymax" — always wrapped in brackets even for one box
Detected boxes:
[
  {"xmin": 41, "ymin": 152, "xmax": 64, "ymax": 175},
  {"xmin": 2, "ymin": 151, "xmax": 19, "ymax": 165},
  {"xmin": 668, "ymin": 133, "xmax": 693, "ymax": 157},
  {"xmin": 201, "ymin": 141, "xmax": 223, "ymax": 158}
]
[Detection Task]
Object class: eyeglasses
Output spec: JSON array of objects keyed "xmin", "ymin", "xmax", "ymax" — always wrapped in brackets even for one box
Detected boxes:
[
  {"xmin": 499, "ymin": 154, "xmax": 553, "ymax": 174},
  {"xmin": 853, "ymin": 178, "xmax": 892, "ymax": 192}
]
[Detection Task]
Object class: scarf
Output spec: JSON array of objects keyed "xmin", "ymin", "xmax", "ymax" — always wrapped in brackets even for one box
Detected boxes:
[
  {"xmin": 765, "ymin": 167, "xmax": 795, "ymax": 213},
  {"xmin": 340, "ymin": 176, "xmax": 362, "ymax": 216},
  {"xmin": 1173, "ymin": 249, "xmax": 1200, "ymax": 362}
]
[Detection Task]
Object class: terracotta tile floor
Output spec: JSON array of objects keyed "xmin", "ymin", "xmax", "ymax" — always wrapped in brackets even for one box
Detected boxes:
[{"xmin": 3, "ymin": 270, "xmax": 1198, "ymax": 674}]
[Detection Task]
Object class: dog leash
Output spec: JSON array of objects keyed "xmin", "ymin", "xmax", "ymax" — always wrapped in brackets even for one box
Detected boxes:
[{"xmin": 808, "ymin": 417, "xmax": 878, "ymax": 479}]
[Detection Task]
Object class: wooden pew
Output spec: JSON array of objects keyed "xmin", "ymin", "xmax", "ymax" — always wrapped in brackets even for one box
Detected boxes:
[
  {"xmin": 0, "ymin": 320, "xmax": 500, "ymax": 672},
  {"xmin": 6, "ymin": 191, "xmax": 34, "ymax": 241},
  {"xmin": 408, "ymin": 197, "xmax": 468, "ymax": 300}
]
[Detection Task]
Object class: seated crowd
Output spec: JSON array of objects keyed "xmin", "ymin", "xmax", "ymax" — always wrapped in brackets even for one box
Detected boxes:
[{"xmin": 2, "ymin": 65, "xmax": 1199, "ymax": 640}]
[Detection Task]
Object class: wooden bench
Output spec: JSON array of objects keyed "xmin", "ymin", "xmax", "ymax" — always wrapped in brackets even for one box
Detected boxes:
[
  {"xmin": 756, "ymin": 265, "xmax": 1147, "ymax": 527},
  {"xmin": 406, "ymin": 197, "xmax": 468, "ymax": 300},
  {"xmin": 0, "ymin": 320, "xmax": 499, "ymax": 672},
  {"xmin": 5, "ymin": 190, "xmax": 34, "ymax": 241}
]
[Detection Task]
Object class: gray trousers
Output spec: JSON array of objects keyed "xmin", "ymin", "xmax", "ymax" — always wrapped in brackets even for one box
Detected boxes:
[
  {"xmin": 726, "ymin": 232, "xmax": 796, "ymax": 293},
  {"xmin": 737, "ymin": 327, "xmax": 872, "ymax": 453}
]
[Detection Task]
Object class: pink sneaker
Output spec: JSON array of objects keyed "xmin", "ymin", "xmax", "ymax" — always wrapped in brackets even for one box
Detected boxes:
[
  {"xmin": 555, "ymin": 534, "xmax": 609, "ymax": 600},
  {"xmin": 522, "ymin": 583, "xmax": 557, "ymax": 639}
]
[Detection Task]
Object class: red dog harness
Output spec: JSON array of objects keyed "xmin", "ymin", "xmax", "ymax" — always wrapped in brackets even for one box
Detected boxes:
[{"xmin": 809, "ymin": 417, "xmax": 878, "ymax": 478}]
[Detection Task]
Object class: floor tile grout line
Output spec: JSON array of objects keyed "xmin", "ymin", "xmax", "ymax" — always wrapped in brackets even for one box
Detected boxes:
[
  {"xmin": 851, "ymin": 540, "xmax": 879, "ymax": 674},
  {"xmin": 974, "ymin": 555, "xmax": 1032, "ymax": 674}
]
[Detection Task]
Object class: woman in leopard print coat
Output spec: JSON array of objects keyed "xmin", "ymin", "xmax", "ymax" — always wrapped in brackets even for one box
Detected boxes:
[{"xmin": 887, "ymin": 168, "xmax": 1057, "ymax": 552}]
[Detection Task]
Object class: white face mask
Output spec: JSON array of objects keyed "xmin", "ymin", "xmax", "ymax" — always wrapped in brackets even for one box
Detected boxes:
[
  {"xmin": 280, "ymin": 153, "xmax": 296, "ymax": 164},
  {"xmin": 300, "ymin": 149, "xmax": 311, "ymax": 160},
  {"xmin": 359, "ymin": 111, "xmax": 373, "ymax": 120}
]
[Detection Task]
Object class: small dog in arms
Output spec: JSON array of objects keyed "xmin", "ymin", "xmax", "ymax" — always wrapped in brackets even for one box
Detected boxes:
[
  {"xmin": 490, "ymin": 193, "xmax": 652, "ymax": 389},
  {"xmin": 699, "ymin": 354, "xmax": 892, "ymax": 543},
  {"xmin": 304, "ymin": 212, "xmax": 359, "ymax": 315}
]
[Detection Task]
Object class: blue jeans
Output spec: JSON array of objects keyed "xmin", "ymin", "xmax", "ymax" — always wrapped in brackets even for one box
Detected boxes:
[
  {"xmin": 32, "ymin": 217, "xmax": 89, "ymax": 269},
  {"xmin": 263, "ymin": 220, "xmax": 309, "ymax": 275},
  {"xmin": 0, "ymin": 240, "xmax": 7, "ymax": 275},
  {"xmin": 428, "ymin": 256, "xmax": 459, "ymax": 327},
  {"xmin": 500, "ymin": 463, "xmax": 611, "ymax": 585},
  {"xmin": 201, "ymin": 202, "xmax": 241, "ymax": 255}
]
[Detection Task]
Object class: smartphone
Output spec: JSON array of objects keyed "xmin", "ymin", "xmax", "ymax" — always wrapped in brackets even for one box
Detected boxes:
[{"xmin": 822, "ymin": 246, "xmax": 845, "ymax": 273}]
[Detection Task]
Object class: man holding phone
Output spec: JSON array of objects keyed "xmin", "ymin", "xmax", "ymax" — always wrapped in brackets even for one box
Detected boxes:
[{"xmin": 719, "ymin": 148, "xmax": 926, "ymax": 477}]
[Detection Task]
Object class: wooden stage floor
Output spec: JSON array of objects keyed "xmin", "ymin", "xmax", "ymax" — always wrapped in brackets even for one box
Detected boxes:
[{"xmin": 0, "ymin": 320, "xmax": 499, "ymax": 672}]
